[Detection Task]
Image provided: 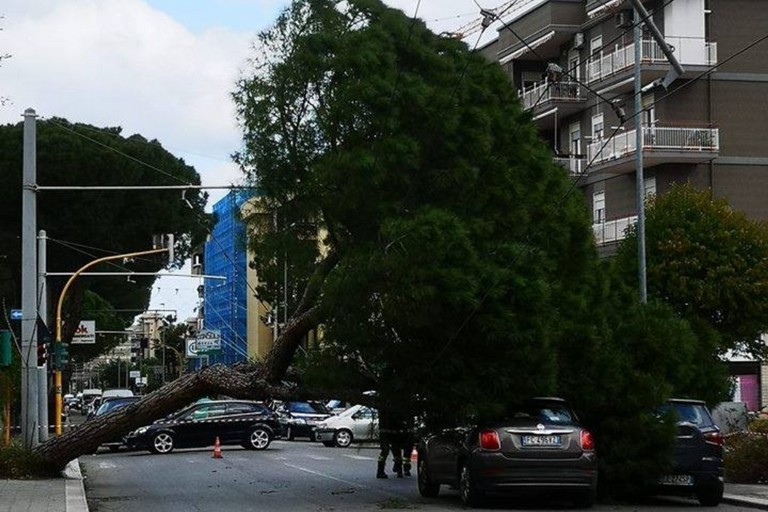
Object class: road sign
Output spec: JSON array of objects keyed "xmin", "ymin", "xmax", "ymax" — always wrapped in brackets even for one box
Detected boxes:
[
  {"xmin": 10, "ymin": 309, "xmax": 22, "ymax": 321},
  {"xmin": 71, "ymin": 320, "xmax": 96, "ymax": 344},
  {"xmin": 185, "ymin": 329, "xmax": 222, "ymax": 357},
  {"xmin": 129, "ymin": 370, "xmax": 141, "ymax": 378}
]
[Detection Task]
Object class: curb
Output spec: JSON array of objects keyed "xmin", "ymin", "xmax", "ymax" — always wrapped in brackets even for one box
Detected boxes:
[
  {"xmin": 62, "ymin": 459, "xmax": 89, "ymax": 512},
  {"xmin": 723, "ymin": 494, "xmax": 768, "ymax": 511}
]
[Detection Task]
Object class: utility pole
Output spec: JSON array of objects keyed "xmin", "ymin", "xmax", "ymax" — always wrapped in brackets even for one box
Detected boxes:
[
  {"xmin": 633, "ymin": 10, "xmax": 647, "ymax": 304},
  {"xmin": 37, "ymin": 230, "xmax": 48, "ymax": 442},
  {"xmin": 21, "ymin": 108, "xmax": 39, "ymax": 448}
]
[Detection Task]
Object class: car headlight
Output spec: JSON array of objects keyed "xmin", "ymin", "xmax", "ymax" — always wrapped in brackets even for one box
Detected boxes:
[
  {"xmin": 134, "ymin": 426, "xmax": 149, "ymax": 435},
  {"xmin": 289, "ymin": 418, "xmax": 307, "ymax": 425},
  {"xmin": 317, "ymin": 423, "xmax": 327, "ymax": 429}
]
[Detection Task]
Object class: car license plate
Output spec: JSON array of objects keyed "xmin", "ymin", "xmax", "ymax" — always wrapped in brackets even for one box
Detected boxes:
[
  {"xmin": 658, "ymin": 474, "xmax": 694, "ymax": 486},
  {"xmin": 521, "ymin": 435, "xmax": 561, "ymax": 446}
]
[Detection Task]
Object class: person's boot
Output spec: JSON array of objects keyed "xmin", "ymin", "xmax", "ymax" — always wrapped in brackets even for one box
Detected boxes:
[
  {"xmin": 394, "ymin": 462, "xmax": 403, "ymax": 478},
  {"xmin": 376, "ymin": 461, "xmax": 388, "ymax": 479}
]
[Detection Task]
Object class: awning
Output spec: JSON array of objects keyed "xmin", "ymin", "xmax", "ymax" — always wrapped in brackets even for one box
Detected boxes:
[{"xmin": 498, "ymin": 30, "xmax": 556, "ymax": 64}]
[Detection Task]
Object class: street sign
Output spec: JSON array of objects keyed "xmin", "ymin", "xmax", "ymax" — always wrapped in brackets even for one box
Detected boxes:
[
  {"xmin": 71, "ymin": 320, "xmax": 96, "ymax": 344},
  {"xmin": 186, "ymin": 329, "xmax": 222, "ymax": 357},
  {"xmin": 129, "ymin": 370, "xmax": 140, "ymax": 378},
  {"xmin": 10, "ymin": 309, "xmax": 22, "ymax": 321}
]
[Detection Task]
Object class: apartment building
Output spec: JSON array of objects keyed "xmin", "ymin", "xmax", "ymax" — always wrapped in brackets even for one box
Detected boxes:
[{"xmin": 479, "ymin": 0, "xmax": 767, "ymax": 409}]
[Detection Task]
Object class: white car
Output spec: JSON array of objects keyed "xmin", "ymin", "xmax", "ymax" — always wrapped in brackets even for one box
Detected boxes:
[{"xmin": 315, "ymin": 405, "xmax": 378, "ymax": 447}]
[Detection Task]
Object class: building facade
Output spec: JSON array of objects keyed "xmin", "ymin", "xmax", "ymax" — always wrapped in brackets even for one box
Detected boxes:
[{"xmin": 479, "ymin": 0, "xmax": 768, "ymax": 407}]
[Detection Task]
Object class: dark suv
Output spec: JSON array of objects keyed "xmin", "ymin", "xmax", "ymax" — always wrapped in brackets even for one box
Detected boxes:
[
  {"xmin": 417, "ymin": 397, "xmax": 598, "ymax": 508},
  {"xmin": 654, "ymin": 399, "xmax": 724, "ymax": 506}
]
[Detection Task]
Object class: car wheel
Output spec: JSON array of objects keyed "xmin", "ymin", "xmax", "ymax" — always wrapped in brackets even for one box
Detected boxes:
[
  {"xmin": 309, "ymin": 431, "xmax": 317, "ymax": 442},
  {"xmin": 322, "ymin": 441, "xmax": 335, "ymax": 447},
  {"xmin": 245, "ymin": 427, "xmax": 272, "ymax": 450},
  {"xmin": 697, "ymin": 482, "xmax": 724, "ymax": 506},
  {"xmin": 150, "ymin": 432, "xmax": 174, "ymax": 454},
  {"xmin": 108, "ymin": 446, "xmax": 121, "ymax": 453},
  {"xmin": 417, "ymin": 455, "xmax": 440, "ymax": 498},
  {"xmin": 459, "ymin": 461, "xmax": 483, "ymax": 508},
  {"xmin": 334, "ymin": 429, "xmax": 353, "ymax": 448}
]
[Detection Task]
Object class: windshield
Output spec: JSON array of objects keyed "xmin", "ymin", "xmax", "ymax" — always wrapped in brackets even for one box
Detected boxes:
[
  {"xmin": 660, "ymin": 402, "xmax": 715, "ymax": 427},
  {"xmin": 288, "ymin": 402, "xmax": 328, "ymax": 414},
  {"xmin": 95, "ymin": 398, "xmax": 135, "ymax": 416},
  {"xmin": 504, "ymin": 403, "xmax": 577, "ymax": 426}
]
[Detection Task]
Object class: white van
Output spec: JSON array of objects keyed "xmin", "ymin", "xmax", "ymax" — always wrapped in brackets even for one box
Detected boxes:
[{"xmin": 102, "ymin": 389, "xmax": 134, "ymax": 399}]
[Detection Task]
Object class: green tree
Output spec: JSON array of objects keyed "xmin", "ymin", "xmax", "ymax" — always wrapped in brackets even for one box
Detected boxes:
[
  {"xmin": 614, "ymin": 183, "xmax": 768, "ymax": 358},
  {"xmin": 233, "ymin": 0, "xmax": 596, "ymax": 420},
  {"xmin": 0, "ymin": 118, "xmax": 211, "ymax": 359}
]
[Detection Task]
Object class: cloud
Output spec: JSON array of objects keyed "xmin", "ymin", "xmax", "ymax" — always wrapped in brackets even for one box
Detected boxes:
[{"xmin": 1, "ymin": 0, "xmax": 252, "ymax": 188}]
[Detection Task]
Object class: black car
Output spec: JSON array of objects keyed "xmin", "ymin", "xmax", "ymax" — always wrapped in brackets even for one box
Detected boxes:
[
  {"xmin": 92, "ymin": 396, "xmax": 141, "ymax": 452},
  {"xmin": 124, "ymin": 400, "xmax": 282, "ymax": 454},
  {"xmin": 275, "ymin": 401, "xmax": 332, "ymax": 441},
  {"xmin": 417, "ymin": 397, "xmax": 598, "ymax": 508},
  {"xmin": 653, "ymin": 399, "xmax": 724, "ymax": 506}
]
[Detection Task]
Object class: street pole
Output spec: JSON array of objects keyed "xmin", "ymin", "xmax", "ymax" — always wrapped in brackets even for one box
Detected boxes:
[
  {"xmin": 37, "ymin": 229, "xmax": 49, "ymax": 442},
  {"xmin": 54, "ymin": 246, "xmax": 169, "ymax": 435},
  {"xmin": 634, "ymin": 10, "xmax": 647, "ymax": 304},
  {"xmin": 21, "ymin": 108, "xmax": 39, "ymax": 448}
]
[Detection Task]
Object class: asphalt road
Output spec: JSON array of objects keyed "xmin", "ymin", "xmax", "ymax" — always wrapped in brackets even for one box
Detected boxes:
[{"xmin": 81, "ymin": 440, "xmax": 752, "ymax": 512}]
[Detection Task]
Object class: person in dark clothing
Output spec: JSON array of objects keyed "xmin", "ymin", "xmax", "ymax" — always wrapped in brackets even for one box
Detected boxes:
[{"xmin": 377, "ymin": 406, "xmax": 409, "ymax": 478}]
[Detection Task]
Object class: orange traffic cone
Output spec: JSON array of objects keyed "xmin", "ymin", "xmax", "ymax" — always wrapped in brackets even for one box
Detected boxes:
[{"xmin": 212, "ymin": 436, "xmax": 222, "ymax": 459}]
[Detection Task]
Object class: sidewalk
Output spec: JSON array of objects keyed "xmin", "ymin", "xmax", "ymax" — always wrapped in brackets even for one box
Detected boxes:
[
  {"xmin": 0, "ymin": 459, "xmax": 88, "ymax": 512},
  {"xmin": 1, "ymin": 469, "xmax": 767, "ymax": 511}
]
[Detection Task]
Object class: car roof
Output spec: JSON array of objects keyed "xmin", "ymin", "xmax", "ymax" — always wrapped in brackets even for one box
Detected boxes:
[{"xmin": 667, "ymin": 398, "xmax": 707, "ymax": 405}]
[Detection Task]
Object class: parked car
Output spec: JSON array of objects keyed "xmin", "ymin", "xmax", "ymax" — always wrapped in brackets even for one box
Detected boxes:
[
  {"xmin": 124, "ymin": 400, "xmax": 281, "ymax": 454},
  {"xmin": 417, "ymin": 397, "xmax": 598, "ymax": 508},
  {"xmin": 316, "ymin": 405, "xmax": 379, "ymax": 447},
  {"xmin": 652, "ymin": 399, "xmax": 724, "ymax": 506},
  {"xmin": 275, "ymin": 401, "xmax": 332, "ymax": 441},
  {"xmin": 92, "ymin": 396, "xmax": 141, "ymax": 452}
]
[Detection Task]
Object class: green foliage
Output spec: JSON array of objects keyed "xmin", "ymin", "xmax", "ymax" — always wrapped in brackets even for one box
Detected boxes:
[
  {"xmin": 725, "ymin": 432, "xmax": 768, "ymax": 483},
  {"xmin": 614, "ymin": 183, "xmax": 768, "ymax": 357},
  {"xmin": 235, "ymin": 0, "xmax": 595, "ymax": 423},
  {"xmin": 749, "ymin": 418, "xmax": 768, "ymax": 434},
  {"xmin": 0, "ymin": 440, "xmax": 59, "ymax": 478},
  {"xmin": 0, "ymin": 118, "xmax": 212, "ymax": 361}
]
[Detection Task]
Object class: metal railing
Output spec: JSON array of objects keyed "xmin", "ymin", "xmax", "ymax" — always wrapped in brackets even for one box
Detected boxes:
[
  {"xmin": 553, "ymin": 156, "xmax": 587, "ymax": 176},
  {"xmin": 519, "ymin": 80, "xmax": 584, "ymax": 110},
  {"xmin": 587, "ymin": 126, "xmax": 719, "ymax": 165},
  {"xmin": 593, "ymin": 215, "xmax": 638, "ymax": 245},
  {"xmin": 587, "ymin": 38, "xmax": 717, "ymax": 83}
]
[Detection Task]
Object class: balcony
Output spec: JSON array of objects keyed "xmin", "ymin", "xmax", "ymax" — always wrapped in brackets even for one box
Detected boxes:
[
  {"xmin": 586, "ymin": 126, "xmax": 719, "ymax": 173},
  {"xmin": 519, "ymin": 79, "xmax": 586, "ymax": 115},
  {"xmin": 586, "ymin": 38, "xmax": 717, "ymax": 85},
  {"xmin": 593, "ymin": 215, "xmax": 637, "ymax": 245},
  {"xmin": 554, "ymin": 156, "xmax": 587, "ymax": 176}
]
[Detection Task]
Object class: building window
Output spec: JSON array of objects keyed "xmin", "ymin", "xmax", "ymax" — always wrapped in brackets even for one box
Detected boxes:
[
  {"xmin": 590, "ymin": 35, "xmax": 603, "ymax": 56},
  {"xmin": 644, "ymin": 176, "xmax": 657, "ymax": 198},
  {"xmin": 593, "ymin": 190, "xmax": 605, "ymax": 224},
  {"xmin": 591, "ymin": 113, "xmax": 604, "ymax": 141}
]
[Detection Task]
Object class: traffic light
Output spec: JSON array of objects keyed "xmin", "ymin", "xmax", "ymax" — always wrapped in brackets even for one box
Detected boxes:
[
  {"xmin": 0, "ymin": 330, "xmax": 11, "ymax": 367},
  {"xmin": 37, "ymin": 341, "xmax": 47, "ymax": 367},
  {"xmin": 53, "ymin": 342, "xmax": 69, "ymax": 370}
]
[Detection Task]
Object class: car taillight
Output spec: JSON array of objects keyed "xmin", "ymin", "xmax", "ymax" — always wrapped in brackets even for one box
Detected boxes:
[
  {"xmin": 479, "ymin": 429, "xmax": 501, "ymax": 451},
  {"xmin": 703, "ymin": 430, "xmax": 724, "ymax": 446},
  {"xmin": 580, "ymin": 430, "xmax": 595, "ymax": 451}
]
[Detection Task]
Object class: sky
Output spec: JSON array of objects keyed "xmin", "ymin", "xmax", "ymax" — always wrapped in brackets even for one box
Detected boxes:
[{"xmin": 0, "ymin": 0, "xmax": 508, "ymax": 322}]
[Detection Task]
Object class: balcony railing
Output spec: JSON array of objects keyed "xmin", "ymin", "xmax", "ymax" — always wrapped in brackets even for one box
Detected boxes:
[
  {"xmin": 587, "ymin": 126, "xmax": 719, "ymax": 166},
  {"xmin": 587, "ymin": 38, "xmax": 717, "ymax": 83},
  {"xmin": 593, "ymin": 215, "xmax": 638, "ymax": 245},
  {"xmin": 519, "ymin": 80, "xmax": 584, "ymax": 110},
  {"xmin": 554, "ymin": 156, "xmax": 587, "ymax": 176}
]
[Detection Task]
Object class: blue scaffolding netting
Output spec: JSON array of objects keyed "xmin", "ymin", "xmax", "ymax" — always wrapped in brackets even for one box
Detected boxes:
[{"xmin": 200, "ymin": 190, "xmax": 252, "ymax": 367}]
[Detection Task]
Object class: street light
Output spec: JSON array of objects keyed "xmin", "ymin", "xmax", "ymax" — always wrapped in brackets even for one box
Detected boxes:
[{"xmin": 53, "ymin": 241, "xmax": 172, "ymax": 435}]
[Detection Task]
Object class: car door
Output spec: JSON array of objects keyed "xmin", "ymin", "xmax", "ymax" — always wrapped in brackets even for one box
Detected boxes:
[
  {"xmin": 225, "ymin": 402, "xmax": 264, "ymax": 442},
  {"xmin": 427, "ymin": 427, "xmax": 468, "ymax": 484},
  {"xmin": 175, "ymin": 403, "xmax": 228, "ymax": 447},
  {"xmin": 352, "ymin": 407, "xmax": 376, "ymax": 440}
]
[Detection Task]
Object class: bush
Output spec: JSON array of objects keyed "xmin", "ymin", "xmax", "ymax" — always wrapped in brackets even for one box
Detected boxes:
[
  {"xmin": 0, "ymin": 440, "xmax": 59, "ymax": 478},
  {"xmin": 749, "ymin": 418, "xmax": 768, "ymax": 434},
  {"xmin": 724, "ymin": 432, "xmax": 768, "ymax": 483}
]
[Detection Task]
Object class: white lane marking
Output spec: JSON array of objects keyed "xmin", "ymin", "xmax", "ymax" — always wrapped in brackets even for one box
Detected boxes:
[
  {"xmin": 307, "ymin": 455, "xmax": 332, "ymax": 461},
  {"xmin": 343, "ymin": 454, "xmax": 375, "ymax": 461},
  {"xmin": 98, "ymin": 462, "xmax": 117, "ymax": 469},
  {"xmin": 282, "ymin": 463, "xmax": 405, "ymax": 499}
]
